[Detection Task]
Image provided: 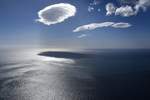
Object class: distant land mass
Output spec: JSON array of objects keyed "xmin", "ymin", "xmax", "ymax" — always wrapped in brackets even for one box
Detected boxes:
[{"xmin": 38, "ymin": 51, "xmax": 92, "ymax": 59}]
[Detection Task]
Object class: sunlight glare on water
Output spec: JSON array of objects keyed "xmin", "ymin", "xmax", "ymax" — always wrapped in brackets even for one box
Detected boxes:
[
  {"xmin": 0, "ymin": 49, "xmax": 78, "ymax": 100},
  {"xmin": 37, "ymin": 55, "xmax": 75, "ymax": 64}
]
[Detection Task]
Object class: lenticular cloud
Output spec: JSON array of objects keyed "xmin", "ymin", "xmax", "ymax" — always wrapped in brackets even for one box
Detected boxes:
[
  {"xmin": 36, "ymin": 3, "xmax": 76, "ymax": 25},
  {"xmin": 73, "ymin": 22, "xmax": 131, "ymax": 32}
]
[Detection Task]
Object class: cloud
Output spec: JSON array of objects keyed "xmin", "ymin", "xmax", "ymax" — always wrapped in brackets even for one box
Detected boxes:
[
  {"xmin": 115, "ymin": 5, "xmax": 136, "ymax": 17},
  {"xmin": 73, "ymin": 22, "xmax": 131, "ymax": 32},
  {"xmin": 77, "ymin": 34, "xmax": 87, "ymax": 38},
  {"xmin": 90, "ymin": 0, "xmax": 100, "ymax": 5},
  {"xmin": 118, "ymin": 0, "xmax": 138, "ymax": 5},
  {"xmin": 106, "ymin": 3, "xmax": 116, "ymax": 16},
  {"xmin": 106, "ymin": 0, "xmax": 150, "ymax": 17},
  {"xmin": 88, "ymin": 6, "xmax": 94, "ymax": 12},
  {"xmin": 112, "ymin": 22, "xmax": 132, "ymax": 28},
  {"xmin": 73, "ymin": 22, "xmax": 114, "ymax": 32},
  {"xmin": 88, "ymin": 0, "xmax": 101, "ymax": 13},
  {"xmin": 36, "ymin": 3, "xmax": 76, "ymax": 25},
  {"xmin": 135, "ymin": 0, "xmax": 150, "ymax": 13}
]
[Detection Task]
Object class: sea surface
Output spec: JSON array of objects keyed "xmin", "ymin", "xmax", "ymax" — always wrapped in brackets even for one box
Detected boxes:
[{"xmin": 0, "ymin": 48, "xmax": 149, "ymax": 100}]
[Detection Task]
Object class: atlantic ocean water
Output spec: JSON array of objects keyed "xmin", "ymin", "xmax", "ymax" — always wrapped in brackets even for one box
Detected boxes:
[{"xmin": 0, "ymin": 48, "xmax": 149, "ymax": 100}]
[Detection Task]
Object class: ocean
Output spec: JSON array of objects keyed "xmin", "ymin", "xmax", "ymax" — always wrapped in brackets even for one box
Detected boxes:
[{"xmin": 0, "ymin": 48, "xmax": 149, "ymax": 100}]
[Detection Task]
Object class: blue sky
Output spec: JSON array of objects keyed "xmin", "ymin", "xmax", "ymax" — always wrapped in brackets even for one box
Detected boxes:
[{"xmin": 0, "ymin": 0, "xmax": 150, "ymax": 49}]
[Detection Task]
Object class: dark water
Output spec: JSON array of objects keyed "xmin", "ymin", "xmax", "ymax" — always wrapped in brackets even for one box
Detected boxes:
[{"xmin": 0, "ymin": 48, "xmax": 150, "ymax": 100}]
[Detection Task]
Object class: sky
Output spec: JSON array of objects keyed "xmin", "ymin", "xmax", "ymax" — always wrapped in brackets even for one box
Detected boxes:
[{"xmin": 0, "ymin": 0, "xmax": 150, "ymax": 49}]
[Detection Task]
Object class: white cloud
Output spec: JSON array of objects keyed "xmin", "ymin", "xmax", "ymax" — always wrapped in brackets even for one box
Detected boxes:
[
  {"xmin": 73, "ymin": 22, "xmax": 131, "ymax": 32},
  {"xmin": 73, "ymin": 22, "xmax": 114, "ymax": 32},
  {"xmin": 77, "ymin": 34, "xmax": 87, "ymax": 38},
  {"xmin": 106, "ymin": 3, "xmax": 116, "ymax": 15},
  {"xmin": 88, "ymin": 6, "xmax": 94, "ymax": 12},
  {"xmin": 88, "ymin": 0, "xmax": 101, "ymax": 13},
  {"xmin": 118, "ymin": 0, "xmax": 138, "ymax": 5},
  {"xmin": 36, "ymin": 3, "xmax": 76, "ymax": 25},
  {"xmin": 135, "ymin": 0, "xmax": 150, "ymax": 13},
  {"xmin": 115, "ymin": 5, "xmax": 136, "ymax": 17},
  {"xmin": 106, "ymin": 0, "xmax": 150, "ymax": 17},
  {"xmin": 112, "ymin": 22, "xmax": 132, "ymax": 28},
  {"xmin": 90, "ymin": 0, "xmax": 100, "ymax": 5}
]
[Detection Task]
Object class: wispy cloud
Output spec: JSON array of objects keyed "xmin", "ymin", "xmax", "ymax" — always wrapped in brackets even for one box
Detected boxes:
[
  {"xmin": 88, "ymin": 0, "xmax": 101, "ymax": 13},
  {"xmin": 90, "ymin": 0, "xmax": 100, "ymax": 6},
  {"xmin": 36, "ymin": 3, "xmax": 76, "ymax": 25},
  {"xmin": 73, "ymin": 22, "xmax": 131, "ymax": 32},
  {"xmin": 106, "ymin": 0, "xmax": 150, "ymax": 17},
  {"xmin": 73, "ymin": 22, "xmax": 114, "ymax": 32},
  {"xmin": 88, "ymin": 6, "xmax": 94, "ymax": 12},
  {"xmin": 77, "ymin": 34, "xmax": 87, "ymax": 38},
  {"xmin": 112, "ymin": 22, "xmax": 131, "ymax": 28}
]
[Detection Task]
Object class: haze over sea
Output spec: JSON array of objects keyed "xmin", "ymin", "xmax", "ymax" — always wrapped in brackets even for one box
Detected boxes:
[{"xmin": 0, "ymin": 48, "xmax": 149, "ymax": 100}]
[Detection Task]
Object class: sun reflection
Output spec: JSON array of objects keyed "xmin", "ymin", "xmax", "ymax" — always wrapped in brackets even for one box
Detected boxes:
[{"xmin": 37, "ymin": 55, "xmax": 75, "ymax": 64}]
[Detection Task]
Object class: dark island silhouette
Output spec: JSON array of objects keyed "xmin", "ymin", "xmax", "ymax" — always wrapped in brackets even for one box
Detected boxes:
[{"xmin": 38, "ymin": 51, "xmax": 91, "ymax": 59}]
